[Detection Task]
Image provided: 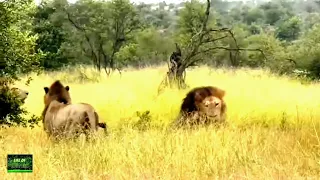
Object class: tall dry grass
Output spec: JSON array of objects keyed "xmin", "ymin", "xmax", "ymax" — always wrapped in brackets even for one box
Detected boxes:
[{"xmin": 1, "ymin": 65, "xmax": 320, "ymax": 179}]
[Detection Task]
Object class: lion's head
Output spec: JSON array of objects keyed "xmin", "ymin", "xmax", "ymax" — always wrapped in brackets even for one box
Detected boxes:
[
  {"xmin": 179, "ymin": 86, "xmax": 227, "ymax": 125},
  {"xmin": 11, "ymin": 87, "xmax": 29, "ymax": 103},
  {"xmin": 43, "ymin": 80, "xmax": 71, "ymax": 107}
]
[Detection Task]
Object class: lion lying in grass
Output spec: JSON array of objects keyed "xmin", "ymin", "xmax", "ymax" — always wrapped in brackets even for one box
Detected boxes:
[{"xmin": 173, "ymin": 86, "xmax": 227, "ymax": 128}]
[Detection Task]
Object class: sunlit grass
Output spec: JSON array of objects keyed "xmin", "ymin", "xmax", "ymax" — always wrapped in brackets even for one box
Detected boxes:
[{"xmin": 1, "ymin": 65, "xmax": 320, "ymax": 179}]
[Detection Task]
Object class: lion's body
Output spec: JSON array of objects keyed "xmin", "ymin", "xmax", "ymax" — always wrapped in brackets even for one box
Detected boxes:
[
  {"xmin": 173, "ymin": 86, "xmax": 227, "ymax": 128},
  {"xmin": 43, "ymin": 101, "xmax": 99, "ymax": 137},
  {"xmin": 42, "ymin": 80, "xmax": 106, "ymax": 139}
]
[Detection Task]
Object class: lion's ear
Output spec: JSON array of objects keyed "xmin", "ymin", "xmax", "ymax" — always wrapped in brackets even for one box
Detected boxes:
[
  {"xmin": 212, "ymin": 86, "xmax": 225, "ymax": 99},
  {"xmin": 65, "ymin": 86, "xmax": 70, "ymax": 91},
  {"xmin": 217, "ymin": 89, "xmax": 225, "ymax": 98},
  {"xmin": 44, "ymin": 87, "xmax": 49, "ymax": 94}
]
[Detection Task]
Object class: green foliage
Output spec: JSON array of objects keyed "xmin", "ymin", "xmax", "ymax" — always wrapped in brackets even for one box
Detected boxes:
[
  {"xmin": 0, "ymin": 0, "xmax": 42, "ymax": 79},
  {"xmin": 176, "ymin": 0, "xmax": 216, "ymax": 47},
  {"xmin": 115, "ymin": 27, "xmax": 174, "ymax": 66},
  {"xmin": 248, "ymin": 23, "xmax": 262, "ymax": 35},
  {"xmin": 177, "ymin": 0, "xmax": 207, "ymax": 36},
  {"xmin": 210, "ymin": 25, "xmax": 250, "ymax": 67},
  {"xmin": 115, "ymin": 43, "xmax": 139, "ymax": 66},
  {"xmin": 260, "ymin": 2, "xmax": 286, "ymax": 25},
  {"xmin": 3, "ymin": 0, "xmax": 320, "ymax": 131},
  {"xmin": 243, "ymin": 8, "xmax": 264, "ymax": 25},
  {"xmin": 4, "ymin": 0, "xmax": 320, "ymax": 85},
  {"xmin": 276, "ymin": 16, "xmax": 302, "ymax": 42},
  {"xmin": 287, "ymin": 24, "xmax": 320, "ymax": 78},
  {"xmin": 0, "ymin": 83, "xmax": 41, "ymax": 128},
  {"xmin": 22, "ymin": 0, "xmax": 320, "ymax": 80},
  {"xmin": 303, "ymin": 13, "xmax": 320, "ymax": 30},
  {"xmin": 0, "ymin": 0, "xmax": 42, "ymax": 127},
  {"xmin": 244, "ymin": 33, "xmax": 293, "ymax": 74},
  {"xmin": 33, "ymin": 0, "xmax": 69, "ymax": 70},
  {"xmin": 63, "ymin": 0, "xmax": 142, "ymax": 71},
  {"xmin": 137, "ymin": 3, "xmax": 174, "ymax": 29},
  {"xmin": 2, "ymin": 0, "xmax": 43, "ymax": 75},
  {"xmin": 134, "ymin": 110, "xmax": 152, "ymax": 131},
  {"xmin": 308, "ymin": 54, "xmax": 320, "ymax": 79}
]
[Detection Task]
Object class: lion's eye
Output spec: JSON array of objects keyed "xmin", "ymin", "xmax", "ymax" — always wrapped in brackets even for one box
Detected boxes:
[
  {"xmin": 204, "ymin": 101, "xmax": 210, "ymax": 107},
  {"xmin": 215, "ymin": 102, "xmax": 219, "ymax": 106}
]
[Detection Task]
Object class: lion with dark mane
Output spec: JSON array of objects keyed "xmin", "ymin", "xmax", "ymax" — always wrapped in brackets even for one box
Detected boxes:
[
  {"xmin": 173, "ymin": 86, "xmax": 227, "ymax": 128},
  {"xmin": 42, "ymin": 80, "xmax": 107, "ymax": 139}
]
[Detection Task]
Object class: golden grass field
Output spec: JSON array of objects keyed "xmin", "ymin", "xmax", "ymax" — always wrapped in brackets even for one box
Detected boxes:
[{"xmin": 1, "ymin": 65, "xmax": 320, "ymax": 179}]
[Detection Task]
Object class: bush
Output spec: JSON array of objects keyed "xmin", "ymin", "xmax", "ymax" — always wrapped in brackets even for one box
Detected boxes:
[
  {"xmin": 307, "ymin": 52, "xmax": 320, "ymax": 80},
  {"xmin": 0, "ymin": 82, "xmax": 41, "ymax": 128}
]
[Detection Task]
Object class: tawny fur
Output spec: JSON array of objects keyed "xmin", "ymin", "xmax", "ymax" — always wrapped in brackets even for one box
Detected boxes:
[
  {"xmin": 42, "ymin": 80, "xmax": 106, "ymax": 139},
  {"xmin": 173, "ymin": 86, "xmax": 227, "ymax": 128},
  {"xmin": 0, "ymin": 86, "xmax": 29, "ymax": 103},
  {"xmin": 10, "ymin": 87, "xmax": 29, "ymax": 103}
]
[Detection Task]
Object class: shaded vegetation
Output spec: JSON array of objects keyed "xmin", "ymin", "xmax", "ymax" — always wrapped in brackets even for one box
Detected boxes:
[{"xmin": 22, "ymin": 0, "xmax": 320, "ymax": 80}]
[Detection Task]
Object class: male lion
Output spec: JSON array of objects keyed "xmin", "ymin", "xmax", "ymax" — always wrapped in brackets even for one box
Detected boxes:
[
  {"xmin": 173, "ymin": 86, "xmax": 227, "ymax": 128},
  {"xmin": 0, "ymin": 86, "xmax": 29, "ymax": 103},
  {"xmin": 42, "ymin": 80, "xmax": 107, "ymax": 139},
  {"xmin": 0, "ymin": 86, "xmax": 29, "ymax": 121},
  {"xmin": 11, "ymin": 87, "xmax": 29, "ymax": 103}
]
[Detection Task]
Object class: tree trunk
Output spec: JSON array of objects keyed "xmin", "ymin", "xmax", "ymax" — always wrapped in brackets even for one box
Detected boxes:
[
  {"xmin": 163, "ymin": 42, "xmax": 188, "ymax": 89},
  {"xmin": 167, "ymin": 64, "xmax": 187, "ymax": 89}
]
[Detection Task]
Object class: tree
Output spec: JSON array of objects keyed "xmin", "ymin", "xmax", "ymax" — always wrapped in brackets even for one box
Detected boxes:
[
  {"xmin": 0, "ymin": 0, "xmax": 42, "ymax": 127},
  {"xmin": 33, "ymin": 0, "xmax": 69, "ymax": 70},
  {"xmin": 65, "ymin": 0, "xmax": 142, "ymax": 74},
  {"xmin": 243, "ymin": 7, "xmax": 264, "ymax": 25},
  {"xmin": 115, "ymin": 27, "xmax": 174, "ymax": 67},
  {"xmin": 259, "ymin": 1, "xmax": 285, "ymax": 25},
  {"xmin": 158, "ymin": 0, "xmax": 265, "ymax": 90},
  {"xmin": 287, "ymin": 24, "xmax": 320, "ymax": 78},
  {"xmin": 0, "ymin": 0, "xmax": 42, "ymax": 80},
  {"xmin": 244, "ymin": 32, "xmax": 294, "ymax": 74},
  {"xmin": 276, "ymin": 16, "xmax": 302, "ymax": 42}
]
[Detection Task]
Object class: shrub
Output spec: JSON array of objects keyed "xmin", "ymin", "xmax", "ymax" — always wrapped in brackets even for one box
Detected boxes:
[{"xmin": 0, "ymin": 81, "xmax": 41, "ymax": 128}]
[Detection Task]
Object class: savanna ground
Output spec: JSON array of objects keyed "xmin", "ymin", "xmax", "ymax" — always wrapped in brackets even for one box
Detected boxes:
[{"xmin": 1, "ymin": 65, "xmax": 320, "ymax": 179}]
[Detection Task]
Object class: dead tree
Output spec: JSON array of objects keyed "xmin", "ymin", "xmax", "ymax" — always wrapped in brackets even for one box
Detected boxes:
[
  {"xmin": 159, "ymin": 0, "xmax": 266, "ymax": 91},
  {"xmin": 166, "ymin": 43, "xmax": 186, "ymax": 87}
]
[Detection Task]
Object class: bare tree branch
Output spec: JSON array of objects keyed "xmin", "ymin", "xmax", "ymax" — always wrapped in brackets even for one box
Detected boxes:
[
  {"xmin": 65, "ymin": 11, "xmax": 102, "ymax": 70},
  {"xmin": 201, "ymin": 0, "xmax": 211, "ymax": 31},
  {"xmin": 161, "ymin": 0, "xmax": 268, "ymax": 90},
  {"xmin": 203, "ymin": 35, "xmax": 229, "ymax": 43},
  {"xmin": 286, "ymin": 58, "xmax": 297, "ymax": 66},
  {"xmin": 207, "ymin": 27, "xmax": 241, "ymax": 50},
  {"xmin": 184, "ymin": 0, "xmax": 211, "ymax": 56},
  {"xmin": 199, "ymin": 47, "xmax": 264, "ymax": 54},
  {"xmin": 194, "ymin": 46, "xmax": 267, "ymax": 61}
]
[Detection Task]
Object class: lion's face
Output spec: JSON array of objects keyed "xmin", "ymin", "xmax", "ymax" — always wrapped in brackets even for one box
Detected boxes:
[
  {"xmin": 11, "ymin": 87, "xmax": 29, "ymax": 103},
  {"xmin": 197, "ymin": 95, "xmax": 223, "ymax": 118}
]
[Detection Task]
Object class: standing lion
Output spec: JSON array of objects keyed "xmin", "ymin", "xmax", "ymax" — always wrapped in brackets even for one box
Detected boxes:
[{"xmin": 42, "ymin": 80, "xmax": 107, "ymax": 139}]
